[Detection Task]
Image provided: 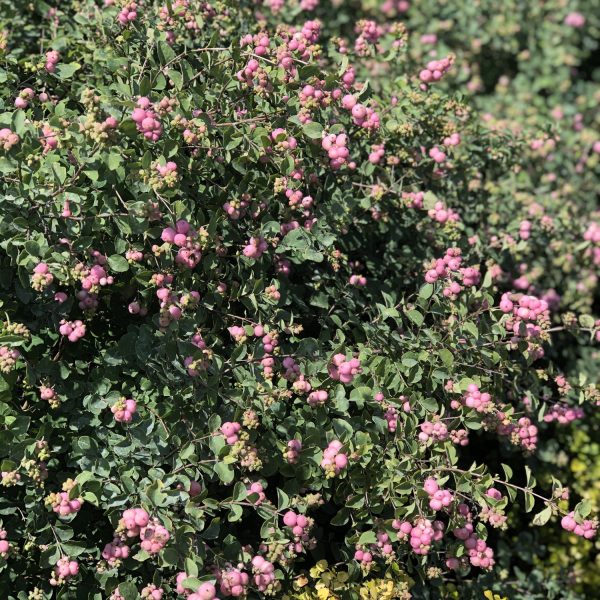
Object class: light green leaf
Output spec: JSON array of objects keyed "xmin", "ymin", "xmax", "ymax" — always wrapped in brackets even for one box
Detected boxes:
[
  {"xmin": 302, "ymin": 121, "xmax": 323, "ymax": 139},
  {"xmin": 107, "ymin": 254, "xmax": 129, "ymax": 272},
  {"xmin": 55, "ymin": 62, "xmax": 81, "ymax": 79}
]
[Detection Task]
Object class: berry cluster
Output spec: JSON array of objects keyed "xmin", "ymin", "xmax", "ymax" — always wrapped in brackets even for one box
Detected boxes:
[
  {"xmin": 419, "ymin": 55, "xmax": 454, "ymax": 84},
  {"xmin": 220, "ymin": 422, "xmax": 242, "ymax": 445},
  {"xmin": 46, "ymin": 489, "xmax": 83, "ymax": 517},
  {"xmin": 321, "ymin": 133, "xmax": 352, "ymax": 170},
  {"xmin": 31, "ymin": 263, "xmax": 54, "ymax": 291},
  {"xmin": 45, "ymin": 50, "xmax": 60, "ymax": 73},
  {"xmin": 282, "ymin": 511, "xmax": 314, "ymax": 553},
  {"xmin": 243, "ymin": 236, "xmax": 268, "ymax": 259},
  {"xmin": 58, "ymin": 319, "xmax": 86, "ymax": 342},
  {"xmin": 328, "ymin": 353, "xmax": 361, "ymax": 384},
  {"xmin": 307, "ymin": 389, "xmax": 328, "ymax": 407},
  {"xmin": 320, "ymin": 440, "xmax": 348, "ymax": 477},
  {"xmin": 14, "ymin": 87, "xmax": 34, "ymax": 109},
  {"xmin": 423, "ymin": 477, "xmax": 454, "ymax": 511},
  {"xmin": 394, "ymin": 518, "xmax": 444, "ymax": 555},
  {"xmin": 111, "ymin": 397, "xmax": 137, "ymax": 423},
  {"xmin": 0, "ymin": 127, "xmax": 19, "ymax": 150},
  {"xmin": 118, "ymin": 1, "xmax": 138, "ymax": 25},
  {"xmin": 424, "ymin": 248, "xmax": 480, "ymax": 298},
  {"xmin": 428, "ymin": 201, "xmax": 460, "ymax": 225},
  {"xmin": 462, "ymin": 384, "xmax": 494, "ymax": 413},
  {"xmin": 0, "ymin": 530, "xmax": 10, "ymax": 558},
  {"xmin": 102, "ymin": 537, "xmax": 131, "ymax": 565},
  {"xmin": 132, "ymin": 97, "xmax": 162, "ymax": 142},
  {"xmin": 0, "ymin": 346, "xmax": 20, "ymax": 373},
  {"xmin": 159, "ymin": 220, "xmax": 202, "ymax": 269},
  {"xmin": 418, "ymin": 419, "xmax": 448, "ymax": 443},
  {"xmin": 543, "ymin": 403, "xmax": 584, "ymax": 424},
  {"xmin": 50, "ymin": 557, "xmax": 79, "ymax": 586},
  {"xmin": 283, "ymin": 439, "xmax": 302, "ymax": 464},
  {"xmin": 561, "ymin": 512, "xmax": 597, "ymax": 538}
]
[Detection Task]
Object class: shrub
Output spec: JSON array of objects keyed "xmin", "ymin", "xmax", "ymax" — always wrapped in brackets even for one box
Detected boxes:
[{"xmin": 0, "ymin": 1, "xmax": 598, "ymax": 599}]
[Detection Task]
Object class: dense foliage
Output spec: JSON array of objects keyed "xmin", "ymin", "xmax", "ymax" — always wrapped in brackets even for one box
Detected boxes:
[{"xmin": 0, "ymin": 1, "xmax": 598, "ymax": 599}]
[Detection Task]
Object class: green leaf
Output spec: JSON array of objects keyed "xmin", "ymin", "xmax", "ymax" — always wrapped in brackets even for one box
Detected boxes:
[
  {"xmin": 75, "ymin": 471, "xmax": 95, "ymax": 486},
  {"xmin": 524, "ymin": 465, "xmax": 536, "ymax": 489},
  {"xmin": 146, "ymin": 480, "xmax": 167, "ymax": 507},
  {"xmin": 419, "ymin": 283, "xmax": 434, "ymax": 299},
  {"xmin": 12, "ymin": 110, "xmax": 26, "ymax": 135},
  {"xmin": 182, "ymin": 577, "xmax": 202, "ymax": 591},
  {"xmin": 578, "ymin": 314, "xmax": 595, "ymax": 329},
  {"xmin": 60, "ymin": 541, "xmax": 88, "ymax": 557},
  {"xmin": 358, "ymin": 531, "xmax": 377, "ymax": 545},
  {"xmin": 117, "ymin": 581, "xmax": 138, "ymax": 600},
  {"xmin": 184, "ymin": 557, "xmax": 199, "ymax": 577},
  {"xmin": 423, "ymin": 191, "xmax": 437, "ymax": 210},
  {"xmin": 107, "ymin": 255, "xmax": 129, "ymax": 272},
  {"xmin": 418, "ymin": 395, "xmax": 438, "ymax": 412},
  {"xmin": 107, "ymin": 152, "xmax": 123, "ymax": 170},
  {"xmin": 501, "ymin": 464, "xmax": 513, "ymax": 480},
  {"xmin": 277, "ymin": 488, "xmax": 290, "ymax": 510},
  {"xmin": 524, "ymin": 491, "xmax": 535, "ymax": 513},
  {"xmin": 133, "ymin": 549, "xmax": 151, "ymax": 562},
  {"xmin": 310, "ymin": 293, "xmax": 329, "ymax": 309},
  {"xmin": 214, "ymin": 462, "xmax": 234, "ymax": 483},
  {"xmin": 208, "ymin": 414, "xmax": 222, "ymax": 430},
  {"xmin": 302, "ymin": 249, "xmax": 324, "ymax": 262},
  {"xmin": 279, "ymin": 227, "xmax": 310, "ymax": 250},
  {"xmin": 462, "ymin": 321, "xmax": 479, "ymax": 339},
  {"xmin": 406, "ymin": 309, "xmax": 424, "ymax": 326},
  {"xmin": 439, "ymin": 349, "xmax": 454, "ymax": 367},
  {"xmin": 575, "ymin": 499, "xmax": 592, "ymax": 518},
  {"xmin": 302, "ymin": 121, "xmax": 323, "ymax": 139},
  {"xmin": 170, "ymin": 69, "xmax": 183, "ymax": 89},
  {"xmin": 158, "ymin": 41, "xmax": 176, "ymax": 64},
  {"xmin": 532, "ymin": 505, "xmax": 552, "ymax": 526},
  {"xmin": 227, "ymin": 503, "xmax": 243, "ymax": 522},
  {"xmin": 55, "ymin": 62, "xmax": 81, "ymax": 79},
  {"xmin": 349, "ymin": 386, "xmax": 371, "ymax": 408},
  {"xmin": 0, "ymin": 157, "xmax": 16, "ymax": 174},
  {"xmin": 330, "ymin": 508, "xmax": 349, "ymax": 526},
  {"xmin": 52, "ymin": 164, "xmax": 67, "ymax": 184}
]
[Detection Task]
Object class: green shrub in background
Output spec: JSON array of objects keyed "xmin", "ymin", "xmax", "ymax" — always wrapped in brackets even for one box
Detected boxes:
[{"xmin": 0, "ymin": 1, "xmax": 598, "ymax": 598}]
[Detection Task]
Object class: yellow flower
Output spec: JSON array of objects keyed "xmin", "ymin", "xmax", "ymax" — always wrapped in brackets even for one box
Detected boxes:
[
  {"xmin": 335, "ymin": 571, "xmax": 349, "ymax": 583},
  {"xmin": 317, "ymin": 589, "xmax": 332, "ymax": 600},
  {"xmin": 321, "ymin": 572, "xmax": 333, "ymax": 584},
  {"xmin": 483, "ymin": 591, "xmax": 508, "ymax": 600},
  {"xmin": 310, "ymin": 560, "xmax": 328, "ymax": 578}
]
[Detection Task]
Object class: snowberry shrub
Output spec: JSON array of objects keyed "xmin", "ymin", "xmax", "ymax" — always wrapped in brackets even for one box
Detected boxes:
[{"xmin": 0, "ymin": 1, "xmax": 598, "ymax": 599}]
